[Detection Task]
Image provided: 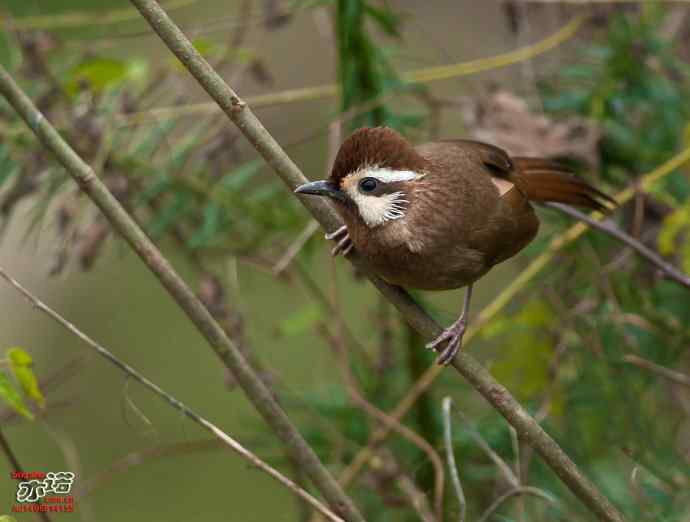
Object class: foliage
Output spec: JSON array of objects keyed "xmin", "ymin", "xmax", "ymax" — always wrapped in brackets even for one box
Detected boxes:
[
  {"xmin": 514, "ymin": 6, "xmax": 690, "ymax": 519},
  {"xmin": 1, "ymin": 3, "xmax": 690, "ymax": 522},
  {"xmin": 0, "ymin": 347, "xmax": 44, "ymax": 420},
  {"xmin": 0, "ymin": 31, "xmax": 307, "ymax": 277},
  {"xmin": 333, "ymin": 0, "xmax": 421, "ymax": 130},
  {"xmin": 542, "ymin": 6, "xmax": 690, "ymax": 184}
]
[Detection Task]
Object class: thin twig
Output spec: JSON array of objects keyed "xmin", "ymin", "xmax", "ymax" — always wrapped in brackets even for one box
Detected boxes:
[
  {"xmin": 477, "ymin": 486, "xmax": 556, "ymax": 522},
  {"xmin": 272, "ymin": 220, "xmax": 320, "ymax": 275},
  {"xmin": 623, "ymin": 354, "xmax": 690, "ymax": 388},
  {"xmin": 79, "ymin": 439, "xmax": 222, "ymax": 497},
  {"xmin": 320, "ymin": 324, "xmax": 445, "ymax": 521},
  {"xmin": 545, "ymin": 202, "xmax": 690, "ymax": 290},
  {"xmin": 442, "ymin": 397, "xmax": 466, "ymax": 522},
  {"xmin": 0, "ymin": 64, "xmax": 363, "ymax": 522},
  {"xmin": 510, "ymin": 426, "xmax": 522, "ymax": 484},
  {"xmin": 3, "ymin": 0, "xmax": 201, "ymax": 30},
  {"xmin": 510, "ymin": 425, "xmax": 526, "ymax": 522},
  {"xmin": 120, "ymin": 16, "xmax": 585, "ymax": 125},
  {"xmin": 396, "ymin": 473, "xmax": 437, "ymax": 522},
  {"xmin": 0, "ymin": 267, "xmax": 345, "ymax": 522},
  {"xmin": 371, "ymin": 449, "xmax": 437, "ymax": 522},
  {"xmin": 456, "ymin": 412, "xmax": 519, "ymax": 488}
]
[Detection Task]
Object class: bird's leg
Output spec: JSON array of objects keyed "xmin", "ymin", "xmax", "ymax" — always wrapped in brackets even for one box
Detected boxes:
[
  {"xmin": 427, "ymin": 284, "xmax": 473, "ymax": 365},
  {"xmin": 325, "ymin": 225, "xmax": 353, "ymax": 257}
]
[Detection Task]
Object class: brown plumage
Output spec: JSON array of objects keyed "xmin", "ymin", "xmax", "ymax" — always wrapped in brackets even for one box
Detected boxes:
[{"xmin": 296, "ymin": 127, "xmax": 614, "ymax": 364}]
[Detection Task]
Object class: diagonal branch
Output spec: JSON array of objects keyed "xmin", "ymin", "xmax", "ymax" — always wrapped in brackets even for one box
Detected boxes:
[
  {"xmin": 0, "ymin": 267, "xmax": 345, "ymax": 522},
  {"xmin": 338, "ymin": 144, "xmax": 690, "ymax": 491},
  {"xmin": 545, "ymin": 202, "xmax": 690, "ymax": 290},
  {"xmin": 120, "ymin": 15, "xmax": 584, "ymax": 125},
  {"xmin": 623, "ymin": 354, "xmax": 690, "ymax": 388},
  {"xmin": 0, "ymin": 67, "xmax": 364, "ymax": 522},
  {"xmin": 123, "ymin": 1, "xmax": 628, "ymax": 521}
]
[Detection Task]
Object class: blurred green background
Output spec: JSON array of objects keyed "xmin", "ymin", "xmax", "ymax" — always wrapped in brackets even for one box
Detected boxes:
[{"xmin": 1, "ymin": 1, "xmax": 690, "ymax": 521}]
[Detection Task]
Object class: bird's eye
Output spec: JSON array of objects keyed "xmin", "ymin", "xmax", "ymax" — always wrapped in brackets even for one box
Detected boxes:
[{"xmin": 359, "ymin": 177, "xmax": 378, "ymax": 193}]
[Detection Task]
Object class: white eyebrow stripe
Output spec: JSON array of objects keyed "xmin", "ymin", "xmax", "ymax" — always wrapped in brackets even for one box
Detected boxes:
[{"xmin": 360, "ymin": 167, "xmax": 424, "ymax": 183}]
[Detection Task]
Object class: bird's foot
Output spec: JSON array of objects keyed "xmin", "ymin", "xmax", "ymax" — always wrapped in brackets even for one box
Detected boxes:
[
  {"xmin": 325, "ymin": 225, "xmax": 353, "ymax": 257},
  {"xmin": 426, "ymin": 317, "xmax": 467, "ymax": 366}
]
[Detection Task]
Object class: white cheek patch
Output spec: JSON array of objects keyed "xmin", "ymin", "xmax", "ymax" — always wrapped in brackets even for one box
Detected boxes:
[
  {"xmin": 348, "ymin": 190, "xmax": 409, "ymax": 227},
  {"xmin": 342, "ymin": 166, "xmax": 423, "ymax": 228}
]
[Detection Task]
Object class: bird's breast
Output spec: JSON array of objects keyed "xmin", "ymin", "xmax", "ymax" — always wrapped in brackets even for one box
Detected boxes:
[{"xmin": 348, "ymin": 218, "xmax": 491, "ymax": 290}]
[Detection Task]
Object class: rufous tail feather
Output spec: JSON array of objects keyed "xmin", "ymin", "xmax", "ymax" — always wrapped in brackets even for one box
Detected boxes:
[{"xmin": 514, "ymin": 158, "xmax": 616, "ymax": 212}]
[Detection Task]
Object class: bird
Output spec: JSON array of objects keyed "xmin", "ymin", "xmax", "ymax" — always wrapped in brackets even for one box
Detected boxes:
[{"xmin": 295, "ymin": 127, "xmax": 614, "ymax": 365}]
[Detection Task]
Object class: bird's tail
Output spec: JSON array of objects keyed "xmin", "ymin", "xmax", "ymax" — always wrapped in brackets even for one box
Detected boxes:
[{"xmin": 514, "ymin": 158, "xmax": 616, "ymax": 212}]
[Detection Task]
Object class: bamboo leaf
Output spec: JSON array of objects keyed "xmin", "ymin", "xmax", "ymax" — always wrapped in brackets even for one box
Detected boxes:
[
  {"xmin": 147, "ymin": 191, "xmax": 193, "ymax": 239},
  {"xmin": 188, "ymin": 201, "xmax": 224, "ymax": 248},
  {"xmin": 218, "ymin": 159, "xmax": 264, "ymax": 193},
  {"xmin": 7, "ymin": 347, "xmax": 45, "ymax": 409},
  {"xmin": 65, "ymin": 57, "xmax": 146, "ymax": 95},
  {"xmin": 277, "ymin": 304, "xmax": 322, "ymax": 337},
  {"xmin": 0, "ymin": 372, "xmax": 33, "ymax": 420},
  {"xmin": 658, "ymin": 206, "xmax": 690, "ymax": 255},
  {"xmin": 363, "ymin": 3, "xmax": 400, "ymax": 36}
]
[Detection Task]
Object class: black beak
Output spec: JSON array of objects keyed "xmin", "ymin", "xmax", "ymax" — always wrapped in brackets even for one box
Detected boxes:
[{"xmin": 294, "ymin": 180, "xmax": 346, "ymax": 202}]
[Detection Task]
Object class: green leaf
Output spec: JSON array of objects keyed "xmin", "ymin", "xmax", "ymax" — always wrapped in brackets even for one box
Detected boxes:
[
  {"xmin": 130, "ymin": 120, "xmax": 178, "ymax": 157},
  {"xmin": 65, "ymin": 57, "xmax": 145, "ymax": 95},
  {"xmin": 681, "ymin": 238, "xmax": 690, "ymax": 275},
  {"xmin": 7, "ymin": 347, "xmax": 44, "ymax": 409},
  {"xmin": 292, "ymin": 0, "xmax": 334, "ymax": 9},
  {"xmin": 218, "ymin": 159, "xmax": 264, "ymax": 193},
  {"xmin": 484, "ymin": 300, "xmax": 556, "ymax": 399},
  {"xmin": 0, "ymin": 144, "xmax": 19, "ymax": 187},
  {"xmin": 147, "ymin": 191, "xmax": 193, "ymax": 239},
  {"xmin": 134, "ymin": 173, "xmax": 171, "ymax": 208},
  {"xmin": 188, "ymin": 202, "xmax": 224, "ymax": 248},
  {"xmin": 0, "ymin": 29, "xmax": 21, "ymax": 70},
  {"xmin": 0, "ymin": 372, "xmax": 33, "ymax": 420},
  {"xmin": 364, "ymin": 3, "xmax": 400, "ymax": 36},
  {"xmin": 277, "ymin": 304, "xmax": 322, "ymax": 337},
  {"xmin": 658, "ymin": 205, "xmax": 690, "ymax": 255},
  {"xmin": 192, "ymin": 38, "xmax": 222, "ymax": 58}
]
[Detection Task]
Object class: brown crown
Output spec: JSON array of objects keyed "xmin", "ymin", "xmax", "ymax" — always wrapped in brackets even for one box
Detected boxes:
[{"xmin": 329, "ymin": 127, "xmax": 429, "ymax": 185}]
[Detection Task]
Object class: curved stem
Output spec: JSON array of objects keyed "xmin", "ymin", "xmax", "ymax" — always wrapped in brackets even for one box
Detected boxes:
[
  {"xmin": 477, "ymin": 486, "xmax": 555, "ymax": 522},
  {"xmin": 442, "ymin": 398, "xmax": 466, "ymax": 522}
]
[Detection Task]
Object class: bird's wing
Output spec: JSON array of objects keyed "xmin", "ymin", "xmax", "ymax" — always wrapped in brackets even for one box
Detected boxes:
[
  {"xmin": 435, "ymin": 139, "xmax": 615, "ymax": 212},
  {"xmin": 435, "ymin": 139, "xmax": 529, "ymax": 197}
]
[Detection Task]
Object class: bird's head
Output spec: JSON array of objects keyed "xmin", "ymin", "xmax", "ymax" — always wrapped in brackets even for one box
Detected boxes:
[{"xmin": 295, "ymin": 127, "xmax": 429, "ymax": 228}]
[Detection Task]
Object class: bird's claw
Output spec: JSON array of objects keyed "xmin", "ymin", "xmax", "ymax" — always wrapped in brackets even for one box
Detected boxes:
[
  {"xmin": 426, "ymin": 318, "xmax": 467, "ymax": 366},
  {"xmin": 325, "ymin": 225, "xmax": 353, "ymax": 257}
]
